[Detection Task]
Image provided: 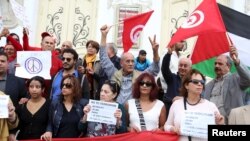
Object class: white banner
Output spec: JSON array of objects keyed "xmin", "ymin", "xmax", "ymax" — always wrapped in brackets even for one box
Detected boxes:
[
  {"xmin": 0, "ymin": 95, "xmax": 9, "ymax": 118},
  {"xmin": 16, "ymin": 51, "xmax": 52, "ymax": 79},
  {"xmin": 181, "ymin": 111, "xmax": 215, "ymax": 139},
  {"xmin": 9, "ymin": 0, "xmax": 31, "ymax": 30},
  {"xmin": 87, "ymin": 99, "xmax": 118, "ymax": 125}
]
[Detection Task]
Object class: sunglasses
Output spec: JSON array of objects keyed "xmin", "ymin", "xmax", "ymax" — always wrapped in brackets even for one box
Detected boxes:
[
  {"xmin": 105, "ymin": 80, "xmax": 118, "ymax": 92},
  {"xmin": 61, "ymin": 83, "xmax": 73, "ymax": 89},
  {"xmin": 62, "ymin": 57, "xmax": 72, "ymax": 62},
  {"xmin": 139, "ymin": 81, "xmax": 153, "ymax": 87},
  {"xmin": 189, "ymin": 79, "xmax": 205, "ymax": 85}
]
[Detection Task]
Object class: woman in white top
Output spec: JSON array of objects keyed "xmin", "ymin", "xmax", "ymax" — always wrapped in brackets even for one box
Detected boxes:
[
  {"xmin": 164, "ymin": 69, "xmax": 224, "ymax": 141},
  {"xmin": 125, "ymin": 72, "xmax": 166, "ymax": 132}
]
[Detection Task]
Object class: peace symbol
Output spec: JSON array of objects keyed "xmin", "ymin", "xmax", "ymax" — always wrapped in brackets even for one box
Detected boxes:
[{"xmin": 25, "ymin": 57, "xmax": 43, "ymax": 74}]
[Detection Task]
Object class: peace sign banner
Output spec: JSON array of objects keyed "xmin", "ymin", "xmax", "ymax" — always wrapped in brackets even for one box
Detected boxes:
[{"xmin": 16, "ymin": 51, "xmax": 52, "ymax": 79}]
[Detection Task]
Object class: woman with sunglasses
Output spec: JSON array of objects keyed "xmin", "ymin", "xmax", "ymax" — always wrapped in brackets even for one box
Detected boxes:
[
  {"xmin": 80, "ymin": 80, "xmax": 127, "ymax": 137},
  {"xmin": 16, "ymin": 76, "xmax": 50, "ymax": 140},
  {"xmin": 41, "ymin": 75, "xmax": 88, "ymax": 141},
  {"xmin": 125, "ymin": 72, "xmax": 166, "ymax": 132},
  {"xmin": 164, "ymin": 69, "xmax": 224, "ymax": 141}
]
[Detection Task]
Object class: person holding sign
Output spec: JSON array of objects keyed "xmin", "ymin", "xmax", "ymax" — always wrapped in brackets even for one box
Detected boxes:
[
  {"xmin": 164, "ymin": 69, "xmax": 224, "ymax": 141},
  {"xmin": 81, "ymin": 80, "xmax": 127, "ymax": 137},
  {"xmin": 0, "ymin": 91, "xmax": 19, "ymax": 141},
  {"xmin": 125, "ymin": 72, "xmax": 166, "ymax": 132},
  {"xmin": 41, "ymin": 75, "xmax": 88, "ymax": 140}
]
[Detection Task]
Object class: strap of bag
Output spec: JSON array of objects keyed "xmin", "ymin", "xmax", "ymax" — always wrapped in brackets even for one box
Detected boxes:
[
  {"xmin": 184, "ymin": 97, "xmax": 192, "ymax": 141},
  {"xmin": 135, "ymin": 99, "xmax": 146, "ymax": 131}
]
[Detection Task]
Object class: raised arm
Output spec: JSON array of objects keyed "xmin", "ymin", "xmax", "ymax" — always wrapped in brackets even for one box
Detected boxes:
[
  {"xmin": 161, "ymin": 47, "xmax": 175, "ymax": 84},
  {"xmin": 144, "ymin": 35, "xmax": 160, "ymax": 76},
  {"xmin": 23, "ymin": 27, "xmax": 41, "ymax": 51},
  {"xmin": 230, "ymin": 45, "xmax": 250, "ymax": 89},
  {"xmin": 0, "ymin": 27, "xmax": 23, "ymax": 51},
  {"xmin": 99, "ymin": 25, "xmax": 117, "ymax": 79}
]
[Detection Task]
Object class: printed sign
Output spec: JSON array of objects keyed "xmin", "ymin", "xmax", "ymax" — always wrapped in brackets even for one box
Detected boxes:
[
  {"xmin": 181, "ymin": 111, "xmax": 215, "ymax": 139},
  {"xmin": 87, "ymin": 99, "xmax": 118, "ymax": 125}
]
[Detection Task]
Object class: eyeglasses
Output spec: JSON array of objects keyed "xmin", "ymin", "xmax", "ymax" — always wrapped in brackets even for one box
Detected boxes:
[
  {"xmin": 61, "ymin": 83, "xmax": 73, "ymax": 89},
  {"xmin": 139, "ymin": 81, "xmax": 153, "ymax": 87},
  {"xmin": 62, "ymin": 57, "xmax": 72, "ymax": 62},
  {"xmin": 189, "ymin": 79, "xmax": 205, "ymax": 85},
  {"xmin": 4, "ymin": 48, "xmax": 14, "ymax": 51},
  {"xmin": 62, "ymin": 44, "xmax": 70, "ymax": 48}
]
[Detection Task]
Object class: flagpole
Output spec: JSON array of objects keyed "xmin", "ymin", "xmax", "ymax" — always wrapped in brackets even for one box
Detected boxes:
[
  {"xmin": 110, "ymin": 21, "xmax": 124, "ymax": 27},
  {"xmin": 189, "ymin": 36, "xmax": 198, "ymax": 59},
  {"xmin": 225, "ymin": 32, "xmax": 236, "ymax": 60}
]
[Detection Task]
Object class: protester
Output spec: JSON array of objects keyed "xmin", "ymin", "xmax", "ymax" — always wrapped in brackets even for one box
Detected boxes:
[
  {"xmin": 0, "ymin": 91, "xmax": 19, "ymax": 141},
  {"xmin": 81, "ymin": 80, "xmax": 127, "ymax": 137},
  {"xmin": 156, "ymin": 39, "xmax": 186, "ymax": 101},
  {"xmin": 161, "ymin": 47, "xmax": 192, "ymax": 117},
  {"xmin": 125, "ymin": 72, "xmax": 166, "ymax": 132},
  {"xmin": 51, "ymin": 48, "xmax": 90, "ymax": 101},
  {"xmin": 16, "ymin": 76, "xmax": 50, "ymax": 140},
  {"xmin": 78, "ymin": 40, "xmax": 101, "ymax": 99},
  {"xmin": 41, "ymin": 75, "xmax": 88, "ymax": 140},
  {"xmin": 228, "ymin": 105, "xmax": 250, "ymax": 124},
  {"xmin": 0, "ymin": 28, "xmax": 23, "ymax": 74},
  {"xmin": 99, "ymin": 25, "xmax": 160, "ymax": 105},
  {"xmin": 134, "ymin": 49, "xmax": 151, "ymax": 71},
  {"xmin": 204, "ymin": 46, "xmax": 250, "ymax": 124},
  {"xmin": 164, "ymin": 69, "xmax": 224, "ymax": 141}
]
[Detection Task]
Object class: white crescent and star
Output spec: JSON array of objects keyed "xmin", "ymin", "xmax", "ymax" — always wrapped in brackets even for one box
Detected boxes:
[
  {"xmin": 130, "ymin": 25, "xmax": 144, "ymax": 43},
  {"xmin": 181, "ymin": 10, "xmax": 204, "ymax": 29}
]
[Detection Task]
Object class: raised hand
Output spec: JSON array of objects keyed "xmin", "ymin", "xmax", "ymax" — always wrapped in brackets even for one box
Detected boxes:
[
  {"xmin": 23, "ymin": 27, "xmax": 29, "ymax": 35},
  {"xmin": 100, "ymin": 25, "xmax": 111, "ymax": 37},
  {"xmin": 148, "ymin": 35, "xmax": 160, "ymax": 62},
  {"xmin": 148, "ymin": 35, "xmax": 159, "ymax": 52},
  {"xmin": 229, "ymin": 45, "xmax": 240, "ymax": 65}
]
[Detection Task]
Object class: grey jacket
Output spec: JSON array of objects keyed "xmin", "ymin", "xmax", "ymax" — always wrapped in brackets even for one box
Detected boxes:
[{"xmin": 204, "ymin": 63, "xmax": 250, "ymax": 121}]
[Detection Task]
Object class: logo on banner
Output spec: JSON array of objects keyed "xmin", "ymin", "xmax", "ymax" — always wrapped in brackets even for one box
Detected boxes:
[
  {"xmin": 130, "ymin": 25, "xmax": 144, "ymax": 43},
  {"xmin": 25, "ymin": 57, "xmax": 43, "ymax": 74},
  {"xmin": 181, "ymin": 10, "xmax": 204, "ymax": 29}
]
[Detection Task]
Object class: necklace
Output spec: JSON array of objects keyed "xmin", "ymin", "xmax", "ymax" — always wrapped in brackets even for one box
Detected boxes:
[{"xmin": 186, "ymin": 97, "xmax": 201, "ymax": 106}]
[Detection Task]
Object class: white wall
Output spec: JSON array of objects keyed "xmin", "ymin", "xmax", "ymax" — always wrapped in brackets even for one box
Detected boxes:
[
  {"xmin": 96, "ymin": 0, "xmax": 162, "ymax": 60},
  {"xmin": 0, "ymin": 0, "xmax": 39, "ymax": 47}
]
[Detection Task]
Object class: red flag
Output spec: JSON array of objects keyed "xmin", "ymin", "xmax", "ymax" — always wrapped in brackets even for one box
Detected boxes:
[
  {"xmin": 191, "ymin": 32, "xmax": 229, "ymax": 64},
  {"xmin": 20, "ymin": 131, "xmax": 179, "ymax": 141},
  {"xmin": 122, "ymin": 10, "xmax": 154, "ymax": 52},
  {"xmin": 168, "ymin": 0, "xmax": 226, "ymax": 47}
]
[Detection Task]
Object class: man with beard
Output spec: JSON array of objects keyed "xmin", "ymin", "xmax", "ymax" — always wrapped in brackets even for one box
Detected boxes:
[
  {"xmin": 50, "ymin": 48, "xmax": 90, "ymax": 101},
  {"xmin": 204, "ymin": 46, "xmax": 250, "ymax": 124}
]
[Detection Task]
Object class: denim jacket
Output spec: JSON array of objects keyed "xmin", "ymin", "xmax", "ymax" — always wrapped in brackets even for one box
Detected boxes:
[{"xmin": 46, "ymin": 99, "xmax": 88, "ymax": 137}]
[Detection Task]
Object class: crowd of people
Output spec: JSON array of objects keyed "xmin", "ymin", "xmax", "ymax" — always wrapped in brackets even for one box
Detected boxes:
[{"xmin": 0, "ymin": 23, "xmax": 249, "ymax": 141}]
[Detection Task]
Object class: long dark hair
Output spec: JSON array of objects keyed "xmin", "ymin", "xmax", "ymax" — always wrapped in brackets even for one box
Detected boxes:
[{"xmin": 60, "ymin": 74, "xmax": 82, "ymax": 103}]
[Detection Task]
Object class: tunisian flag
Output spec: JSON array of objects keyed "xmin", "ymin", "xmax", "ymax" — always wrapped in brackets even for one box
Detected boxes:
[
  {"xmin": 168, "ymin": 0, "xmax": 226, "ymax": 47},
  {"xmin": 192, "ymin": 3, "xmax": 250, "ymax": 78},
  {"xmin": 122, "ymin": 10, "xmax": 154, "ymax": 52}
]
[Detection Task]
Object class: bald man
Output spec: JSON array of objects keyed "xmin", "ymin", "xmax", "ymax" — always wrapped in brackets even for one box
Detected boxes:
[
  {"xmin": 204, "ymin": 46, "xmax": 250, "ymax": 124},
  {"xmin": 99, "ymin": 25, "xmax": 160, "ymax": 105},
  {"xmin": 161, "ymin": 47, "xmax": 192, "ymax": 117}
]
